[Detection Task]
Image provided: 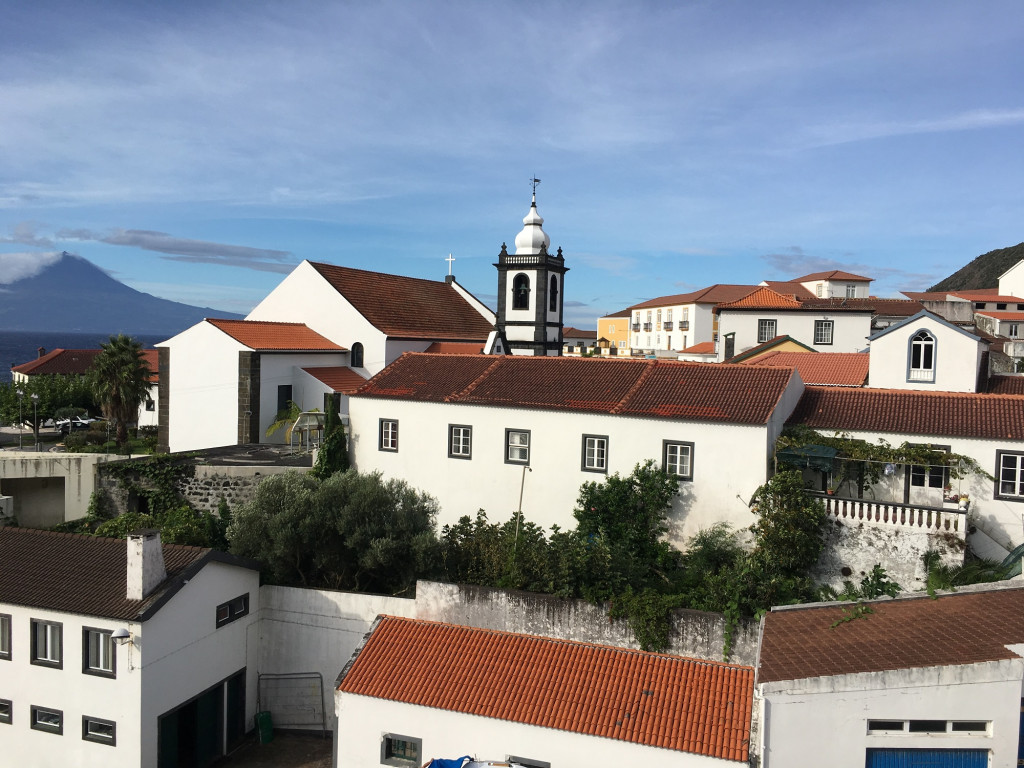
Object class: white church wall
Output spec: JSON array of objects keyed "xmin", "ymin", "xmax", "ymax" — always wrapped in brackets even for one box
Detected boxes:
[{"xmin": 257, "ymin": 353, "xmax": 346, "ymax": 443}]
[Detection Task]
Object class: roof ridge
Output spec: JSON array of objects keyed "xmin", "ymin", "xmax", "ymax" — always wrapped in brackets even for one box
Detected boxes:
[
  {"xmin": 611, "ymin": 358, "xmax": 660, "ymax": 414},
  {"xmin": 447, "ymin": 355, "xmax": 505, "ymax": 401}
]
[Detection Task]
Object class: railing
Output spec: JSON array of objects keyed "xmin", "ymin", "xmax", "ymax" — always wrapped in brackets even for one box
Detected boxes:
[
  {"xmin": 631, "ymin": 323, "xmax": 641, "ymax": 332},
  {"xmin": 663, "ymin": 321, "xmax": 674, "ymax": 330},
  {"xmin": 502, "ymin": 255, "xmax": 542, "ymax": 265},
  {"xmin": 680, "ymin": 321, "xmax": 689, "ymax": 331},
  {"xmin": 643, "ymin": 323, "xmax": 653, "ymax": 331},
  {"xmin": 809, "ymin": 492, "xmax": 965, "ymax": 534}
]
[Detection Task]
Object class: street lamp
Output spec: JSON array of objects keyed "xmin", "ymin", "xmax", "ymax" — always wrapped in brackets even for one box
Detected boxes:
[
  {"xmin": 15, "ymin": 389, "xmax": 23, "ymax": 451},
  {"xmin": 31, "ymin": 393, "xmax": 39, "ymax": 451}
]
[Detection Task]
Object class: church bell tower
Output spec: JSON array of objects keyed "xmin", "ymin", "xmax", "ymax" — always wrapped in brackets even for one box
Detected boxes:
[{"xmin": 493, "ymin": 185, "xmax": 567, "ymax": 356}]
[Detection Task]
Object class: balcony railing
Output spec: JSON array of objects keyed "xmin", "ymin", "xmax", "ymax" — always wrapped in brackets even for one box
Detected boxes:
[
  {"xmin": 663, "ymin": 321, "xmax": 674, "ymax": 331},
  {"xmin": 810, "ymin": 492, "xmax": 965, "ymax": 535},
  {"xmin": 643, "ymin": 323, "xmax": 653, "ymax": 331},
  {"xmin": 680, "ymin": 321, "xmax": 689, "ymax": 331}
]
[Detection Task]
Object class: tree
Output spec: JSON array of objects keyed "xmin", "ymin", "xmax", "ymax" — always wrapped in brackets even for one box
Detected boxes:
[
  {"xmin": 87, "ymin": 335, "xmax": 152, "ymax": 450},
  {"xmin": 311, "ymin": 407, "xmax": 350, "ymax": 479},
  {"xmin": 228, "ymin": 469, "xmax": 440, "ymax": 595},
  {"xmin": 0, "ymin": 376, "xmax": 94, "ymax": 435}
]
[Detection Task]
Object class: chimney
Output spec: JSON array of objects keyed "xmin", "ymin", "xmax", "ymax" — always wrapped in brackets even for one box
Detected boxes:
[
  {"xmin": 127, "ymin": 529, "xmax": 167, "ymax": 600},
  {"xmin": 37, "ymin": 347, "xmax": 45, "ymax": 359}
]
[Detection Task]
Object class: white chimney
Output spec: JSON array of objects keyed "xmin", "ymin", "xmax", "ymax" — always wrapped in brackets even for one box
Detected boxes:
[{"xmin": 127, "ymin": 529, "xmax": 167, "ymax": 600}]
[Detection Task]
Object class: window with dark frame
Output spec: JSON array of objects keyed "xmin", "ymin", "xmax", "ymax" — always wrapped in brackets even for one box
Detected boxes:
[
  {"xmin": 0, "ymin": 614, "xmax": 9, "ymax": 660},
  {"xmin": 813, "ymin": 320, "xmax": 834, "ymax": 345},
  {"xmin": 82, "ymin": 628, "xmax": 115, "ymax": 678},
  {"xmin": 512, "ymin": 274, "xmax": 531, "ymax": 310},
  {"xmin": 909, "ymin": 329, "xmax": 935, "ymax": 382},
  {"xmin": 505, "ymin": 429, "xmax": 530, "ymax": 465},
  {"xmin": 276, "ymin": 384, "xmax": 293, "ymax": 414},
  {"xmin": 663, "ymin": 441, "xmax": 694, "ymax": 480},
  {"xmin": 907, "ymin": 444, "xmax": 949, "ymax": 490},
  {"xmin": 0, "ymin": 699, "xmax": 10, "ymax": 725},
  {"xmin": 379, "ymin": 419, "xmax": 398, "ymax": 452},
  {"xmin": 215, "ymin": 594, "xmax": 249, "ymax": 628},
  {"xmin": 30, "ymin": 619, "xmax": 62, "ymax": 669},
  {"xmin": 448, "ymin": 425, "xmax": 472, "ymax": 459},
  {"xmin": 757, "ymin": 319, "xmax": 777, "ymax": 344},
  {"xmin": 381, "ymin": 733, "xmax": 421, "ymax": 766},
  {"xmin": 582, "ymin": 435, "xmax": 608, "ymax": 473},
  {"xmin": 351, "ymin": 342, "xmax": 364, "ymax": 368},
  {"xmin": 31, "ymin": 705, "xmax": 62, "ymax": 735},
  {"xmin": 82, "ymin": 716, "xmax": 116, "ymax": 746},
  {"xmin": 549, "ymin": 275, "xmax": 558, "ymax": 312},
  {"xmin": 996, "ymin": 451, "xmax": 1024, "ymax": 501}
]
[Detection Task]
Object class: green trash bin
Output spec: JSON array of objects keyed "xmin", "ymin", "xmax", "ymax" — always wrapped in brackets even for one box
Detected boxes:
[{"xmin": 255, "ymin": 710, "xmax": 273, "ymax": 744}]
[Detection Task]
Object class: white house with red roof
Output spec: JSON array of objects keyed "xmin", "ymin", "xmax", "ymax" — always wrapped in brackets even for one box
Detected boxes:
[
  {"xmin": 786, "ymin": 269, "xmax": 873, "ymax": 299},
  {"xmin": 349, "ymin": 353, "xmax": 805, "ymax": 539},
  {"xmin": 335, "ymin": 615, "xmax": 753, "ymax": 767},
  {"xmin": 756, "ymin": 584, "xmax": 1024, "ymax": 768}
]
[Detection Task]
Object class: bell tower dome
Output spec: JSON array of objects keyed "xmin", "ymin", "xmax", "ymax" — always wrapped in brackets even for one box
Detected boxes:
[{"xmin": 493, "ymin": 183, "xmax": 568, "ymax": 356}]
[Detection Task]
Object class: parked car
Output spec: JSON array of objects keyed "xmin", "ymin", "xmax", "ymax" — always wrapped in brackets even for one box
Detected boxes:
[{"xmin": 56, "ymin": 417, "xmax": 95, "ymax": 436}]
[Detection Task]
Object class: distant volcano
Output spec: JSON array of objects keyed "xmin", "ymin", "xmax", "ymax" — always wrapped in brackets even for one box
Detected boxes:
[{"xmin": 0, "ymin": 252, "xmax": 243, "ymax": 334}]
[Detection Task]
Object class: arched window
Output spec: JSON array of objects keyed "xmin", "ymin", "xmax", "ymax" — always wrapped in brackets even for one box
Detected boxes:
[
  {"xmin": 549, "ymin": 275, "xmax": 559, "ymax": 312},
  {"xmin": 512, "ymin": 274, "xmax": 530, "ymax": 310},
  {"xmin": 351, "ymin": 342, "xmax": 364, "ymax": 369},
  {"xmin": 909, "ymin": 330, "xmax": 935, "ymax": 382}
]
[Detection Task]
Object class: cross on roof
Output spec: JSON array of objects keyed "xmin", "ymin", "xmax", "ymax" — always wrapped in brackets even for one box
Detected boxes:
[{"xmin": 446, "ymin": 253, "xmax": 455, "ymax": 276}]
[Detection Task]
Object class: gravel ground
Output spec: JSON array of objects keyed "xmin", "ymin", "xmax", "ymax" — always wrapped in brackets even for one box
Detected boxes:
[{"xmin": 223, "ymin": 731, "xmax": 333, "ymax": 768}]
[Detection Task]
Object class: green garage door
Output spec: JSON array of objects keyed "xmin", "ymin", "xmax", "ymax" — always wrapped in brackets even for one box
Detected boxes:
[{"xmin": 866, "ymin": 748, "xmax": 988, "ymax": 768}]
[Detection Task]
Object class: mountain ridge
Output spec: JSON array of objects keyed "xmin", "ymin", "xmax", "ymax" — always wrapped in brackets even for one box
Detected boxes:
[
  {"xmin": 0, "ymin": 252, "xmax": 243, "ymax": 334},
  {"xmin": 928, "ymin": 242, "xmax": 1024, "ymax": 292}
]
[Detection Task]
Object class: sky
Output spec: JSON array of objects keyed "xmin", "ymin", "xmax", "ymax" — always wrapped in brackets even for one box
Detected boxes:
[{"xmin": 1, "ymin": 1, "xmax": 1023, "ymax": 330}]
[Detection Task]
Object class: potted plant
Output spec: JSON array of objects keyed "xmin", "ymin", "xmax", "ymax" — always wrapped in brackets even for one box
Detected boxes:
[{"xmin": 958, "ymin": 493, "xmax": 970, "ymax": 511}]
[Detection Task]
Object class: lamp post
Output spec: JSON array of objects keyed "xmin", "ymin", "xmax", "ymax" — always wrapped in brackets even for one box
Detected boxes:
[
  {"xmin": 31, "ymin": 393, "xmax": 39, "ymax": 451},
  {"xmin": 15, "ymin": 389, "xmax": 24, "ymax": 450}
]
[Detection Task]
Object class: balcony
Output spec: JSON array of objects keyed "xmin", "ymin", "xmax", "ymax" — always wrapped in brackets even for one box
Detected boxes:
[
  {"xmin": 643, "ymin": 323, "xmax": 653, "ymax": 332},
  {"xmin": 809, "ymin": 492, "xmax": 965, "ymax": 537},
  {"xmin": 631, "ymin": 323, "xmax": 640, "ymax": 332},
  {"xmin": 663, "ymin": 321, "xmax": 674, "ymax": 331},
  {"xmin": 680, "ymin": 321, "xmax": 689, "ymax": 331}
]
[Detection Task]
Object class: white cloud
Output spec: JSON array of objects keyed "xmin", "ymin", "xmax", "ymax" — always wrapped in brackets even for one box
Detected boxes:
[{"xmin": 0, "ymin": 251, "xmax": 63, "ymax": 284}]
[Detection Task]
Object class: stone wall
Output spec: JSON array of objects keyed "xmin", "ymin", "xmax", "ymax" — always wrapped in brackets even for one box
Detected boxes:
[{"xmin": 180, "ymin": 465, "xmax": 295, "ymax": 514}]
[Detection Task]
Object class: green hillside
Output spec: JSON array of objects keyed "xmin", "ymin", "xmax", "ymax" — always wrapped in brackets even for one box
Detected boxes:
[{"xmin": 929, "ymin": 242, "xmax": 1024, "ymax": 292}]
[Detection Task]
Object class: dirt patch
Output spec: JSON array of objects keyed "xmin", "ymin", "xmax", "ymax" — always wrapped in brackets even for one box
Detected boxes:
[{"xmin": 222, "ymin": 731, "xmax": 332, "ymax": 768}]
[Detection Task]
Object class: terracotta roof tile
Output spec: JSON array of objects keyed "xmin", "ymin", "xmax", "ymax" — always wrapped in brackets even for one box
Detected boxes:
[
  {"xmin": 717, "ymin": 286, "xmax": 804, "ymax": 310},
  {"xmin": 951, "ymin": 290, "xmax": 1023, "ymax": 302},
  {"xmin": 142, "ymin": 349, "xmax": 159, "ymax": 383},
  {"xmin": 725, "ymin": 335, "xmax": 815, "ymax": 363},
  {"xmin": 626, "ymin": 284, "xmax": 760, "ymax": 311},
  {"xmin": 976, "ymin": 311, "xmax": 1024, "ymax": 321},
  {"xmin": 792, "ymin": 270, "xmax": 873, "ymax": 282},
  {"xmin": 355, "ymin": 353, "xmax": 796, "ymax": 424},
  {"xmin": 207, "ymin": 319, "xmax": 344, "ymax": 351},
  {"xmin": 12, "ymin": 348, "xmax": 101, "ymax": 376},
  {"xmin": 422, "ymin": 342, "xmax": 487, "ymax": 354},
  {"xmin": 563, "ymin": 327, "xmax": 597, "ymax": 339},
  {"xmin": 301, "ymin": 366, "xmax": 367, "ymax": 393},
  {"xmin": 681, "ymin": 341, "xmax": 716, "ymax": 354},
  {"xmin": 760, "ymin": 281, "xmax": 817, "ymax": 299},
  {"xmin": 758, "ymin": 586, "xmax": 1024, "ymax": 683},
  {"xmin": 986, "ymin": 375, "xmax": 1024, "ymax": 396},
  {"xmin": 309, "ymin": 262, "xmax": 494, "ymax": 340},
  {"xmin": 787, "ymin": 385, "xmax": 1024, "ymax": 439},
  {"xmin": 339, "ymin": 616, "xmax": 753, "ymax": 761},
  {"xmin": 741, "ymin": 352, "xmax": 868, "ymax": 387},
  {"xmin": 0, "ymin": 527, "xmax": 249, "ymax": 621}
]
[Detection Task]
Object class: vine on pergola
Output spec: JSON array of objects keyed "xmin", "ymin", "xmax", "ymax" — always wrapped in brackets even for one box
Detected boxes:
[{"xmin": 776, "ymin": 425, "xmax": 992, "ymax": 494}]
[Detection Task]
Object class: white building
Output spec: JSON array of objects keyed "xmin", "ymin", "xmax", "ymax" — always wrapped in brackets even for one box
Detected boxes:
[
  {"xmin": 756, "ymin": 584, "xmax": 1024, "ymax": 768},
  {"xmin": 781, "ymin": 268, "xmax": 873, "ymax": 300},
  {"xmin": 336, "ymin": 615, "xmax": 754, "ymax": 767},
  {"xmin": 0, "ymin": 527, "xmax": 260, "ymax": 768},
  {"xmin": 349, "ymin": 353, "xmax": 804, "ymax": 541}
]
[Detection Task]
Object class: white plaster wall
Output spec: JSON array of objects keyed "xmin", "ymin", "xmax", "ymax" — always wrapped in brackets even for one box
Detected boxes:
[
  {"xmin": 450, "ymin": 280, "xmax": 496, "ymax": 324},
  {"xmin": 504, "ymin": 268, "xmax": 540, "ymax": 344},
  {"xmin": 246, "ymin": 260, "xmax": 390, "ymax": 375},
  {"xmin": 999, "ymin": 261, "xmax": 1024, "ymax": 297},
  {"xmin": 258, "ymin": 586, "xmax": 416, "ymax": 726},
  {"xmin": 799, "ymin": 279, "xmax": 870, "ymax": 299},
  {"xmin": 868, "ymin": 317, "xmax": 985, "ymax": 392},
  {"xmin": 716, "ymin": 310, "xmax": 871, "ymax": 360},
  {"xmin": 383, "ymin": 339, "xmax": 434, "ymax": 368},
  {"xmin": 138, "ymin": 561, "xmax": 260, "ymax": 767},
  {"xmin": 0, "ymin": 603, "xmax": 143, "ymax": 768},
  {"xmin": 335, "ymin": 693, "xmax": 742, "ymax": 768},
  {"xmin": 349, "ymin": 398, "xmax": 773, "ymax": 545},
  {"xmin": 759, "ymin": 660, "xmax": 1022, "ymax": 768},
  {"xmin": 0, "ymin": 453, "xmax": 114, "ymax": 523},
  {"xmin": 257, "ymin": 353, "xmax": 347, "ymax": 443},
  {"xmin": 137, "ymin": 383, "xmax": 159, "ymax": 429},
  {"xmin": 161, "ymin": 322, "xmax": 246, "ymax": 453}
]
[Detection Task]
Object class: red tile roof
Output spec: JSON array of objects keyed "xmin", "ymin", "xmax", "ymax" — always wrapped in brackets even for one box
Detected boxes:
[
  {"xmin": 681, "ymin": 341, "xmax": 716, "ymax": 354},
  {"xmin": 760, "ymin": 281, "xmax": 816, "ymax": 299},
  {"xmin": 986, "ymin": 375, "xmax": 1024, "ymax": 396},
  {"xmin": 339, "ymin": 616, "xmax": 753, "ymax": 761},
  {"xmin": 725, "ymin": 335, "xmax": 815, "ymax": 362},
  {"xmin": 741, "ymin": 352, "xmax": 868, "ymax": 387},
  {"xmin": 792, "ymin": 270, "xmax": 873, "ymax": 282},
  {"xmin": 758, "ymin": 586, "xmax": 1024, "ymax": 684},
  {"xmin": 626, "ymin": 284, "xmax": 759, "ymax": 311},
  {"xmin": 142, "ymin": 349, "xmax": 159, "ymax": 383},
  {"xmin": 309, "ymin": 262, "xmax": 495, "ymax": 340},
  {"xmin": 0, "ymin": 527, "xmax": 254, "ymax": 621},
  {"xmin": 422, "ymin": 341, "xmax": 486, "ymax": 354},
  {"xmin": 563, "ymin": 326, "xmax": 597, "ymax": 339},
  {"xmin": 207, "ymin": 319, "xmax": 344, "ymax": 351},
  {"xmin": 716, "ymin": 286, "xmax": 803, "ymax": 310},
  {"xmin": 301, "ymin": 366, "xmax": 367, "ymax": 393},
  {"xmin": 354, "ymin": 353, "xmax": 796, "ymax": 425},
  {"xmin": 976, "ymin": 311, "xmax": 1024, "ymax": 321},
  {"xmin": 787, "ymin": 385, "xmax": 1024, "ymax": 439},
  {"xmin": 951, "ymin": 290, "xmax": 1023, "ymax": 302},
  {"xmin": 12, "ymin": 348, "xmax": 101, "ymax": 376}
]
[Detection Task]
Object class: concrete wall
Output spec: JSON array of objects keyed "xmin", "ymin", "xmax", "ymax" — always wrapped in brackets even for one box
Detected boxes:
[
  {"xmin": 181, "ymin": 465, "xmax": 299, "ymax": 514},
  {"xmin": 717, "ymin": 310, "xmax": 872, "ymax": 361},
  {"xmin": 0, "ymin": 452, "xmax": 115, "ymax": 524},
  {"xmin": 759, "ymin": 659, "xmax": 1023, "ymax": 767}
]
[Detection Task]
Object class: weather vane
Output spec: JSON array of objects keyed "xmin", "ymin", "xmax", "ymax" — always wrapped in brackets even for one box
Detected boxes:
[{"xmin": 530, "ymin": 176, "xmax": 541, "ymax": 195}]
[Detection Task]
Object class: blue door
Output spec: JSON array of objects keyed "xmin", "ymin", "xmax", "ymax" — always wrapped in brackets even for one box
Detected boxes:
[{"xmin": 866, "ymin": 749, "xmax": 988, "ymax": 768}]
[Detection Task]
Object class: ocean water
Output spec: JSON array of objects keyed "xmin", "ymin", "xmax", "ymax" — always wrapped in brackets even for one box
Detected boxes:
[{"xmin": 0, "ymin": 331, "xmax": 167, "ymax": 383}]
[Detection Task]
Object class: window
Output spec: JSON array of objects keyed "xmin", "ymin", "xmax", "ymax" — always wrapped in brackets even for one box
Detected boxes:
[
  {"xmin": 508, "ymin": 757, "xmax": 550, "ymax": 768},
  {"xmin": 618, "ymin": 340, "xmax": 626, "ymax": 348},
  {"xmin": 996, "ymin": 451, "xmax": 1024, "ymax": 501},
  {"xmin": 757, "ymin": 319, "xmax": 777, "ymax": 344},
  {"xmin": 351, "ymin": 342, "xmax": 364, "ymax": 368},
  {"xmin": 908, "ymin": 444, "xmax": 949, "ymax": 490},
  {"xmin": 512, "ymin": 273, "xmax": 530, "ymax": 310},
  {"xmin": 215, "ymin": 594, "xmax": 249, "ymax": 628},
  {"xmin": 867, "ymin": 720, "xmax": 905, "ymax": 732},
  {"xmin": 663, "ymin": 441, "xmax": 694, "ymax": 480},
  {"xmin": 145, "ymin": 399, "xmax": 155, "ymax": 411},
  {"xmin": 907, "ymin": 720, "xmax": 948, "ymax": 733},
  {"xmin": 379, "ymin": 419, "xmax": 398, "ymax": 452},
  {"xmin": 845, "ymin": 284, "xmax": 856, "ymax": 298},
  {"xmin": 82, "ymin": 716, "xmax": 116, "ymax": 746},
  {"xmin": 813, "ymin": 320, "xmax": 834, "ymax": 345},
  {"xmin": 276, "ymin": 384, "xmax": 292, "ymax": 415},
  {"xmin": 1009, "ymin": 323, "xmax": 1020, "ymax": 339},
  {"xmin": 909, "ymin": 329, "xmax": 936, "ymax": 382},
  {"xmin": 31, "ymin": 705, "xmax": 62, "ymax": 735},
  {"xmin": 0, "ymin": 699, "xmax": 10, "ymax": 724},
  {"xmin": 448, "ymin": 425, "xmax": 472, "ymax": 459},
  {"xmin": 506, "ymin": 429, "xmax": 530, "ymax": 465},
  {"xmin": 816, "ymin": 283, "xmax": 824, "ymax": 297},
  {"xmin": 31, "ymin": 620, "xmax": 62, "ymax": 668},
  {"xmin": 667, "ymin": 309, "xmax": 673, "ymax": 322},
  {"xmin": 582, "ymin": 435, "xmax": 608, "ymax": 473},
  {"xmin": 974, "ymin": 302, "xmax": 985, "ymax": 310},
  {"xmin": 549, "ymin": 275, "xmax": 558, "ymax": 312},
  {"xmin": 0, "ymin": 614, "xmax": 9, "ymax": 660},
  {"xmin": 83, "ymin": 628, "xmax": 115, "ymax": 678},
  {"xmin": 381, "ymin": 733, "xmax": 421, "ymax": 766},
  {"xmin": 997, "ymin": 303, "xmax": 1008, "ymax": 310}
]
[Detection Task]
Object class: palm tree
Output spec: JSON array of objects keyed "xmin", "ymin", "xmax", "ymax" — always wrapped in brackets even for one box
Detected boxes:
[{"xmin": 88, "ymin": 335, "xmax": 152, "ymax": 450}]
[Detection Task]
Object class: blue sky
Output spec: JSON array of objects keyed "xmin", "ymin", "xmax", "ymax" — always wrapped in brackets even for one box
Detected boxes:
[{"xmin": 2, "ymin": 1, "xmax": 1023, "ymax": 330}]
